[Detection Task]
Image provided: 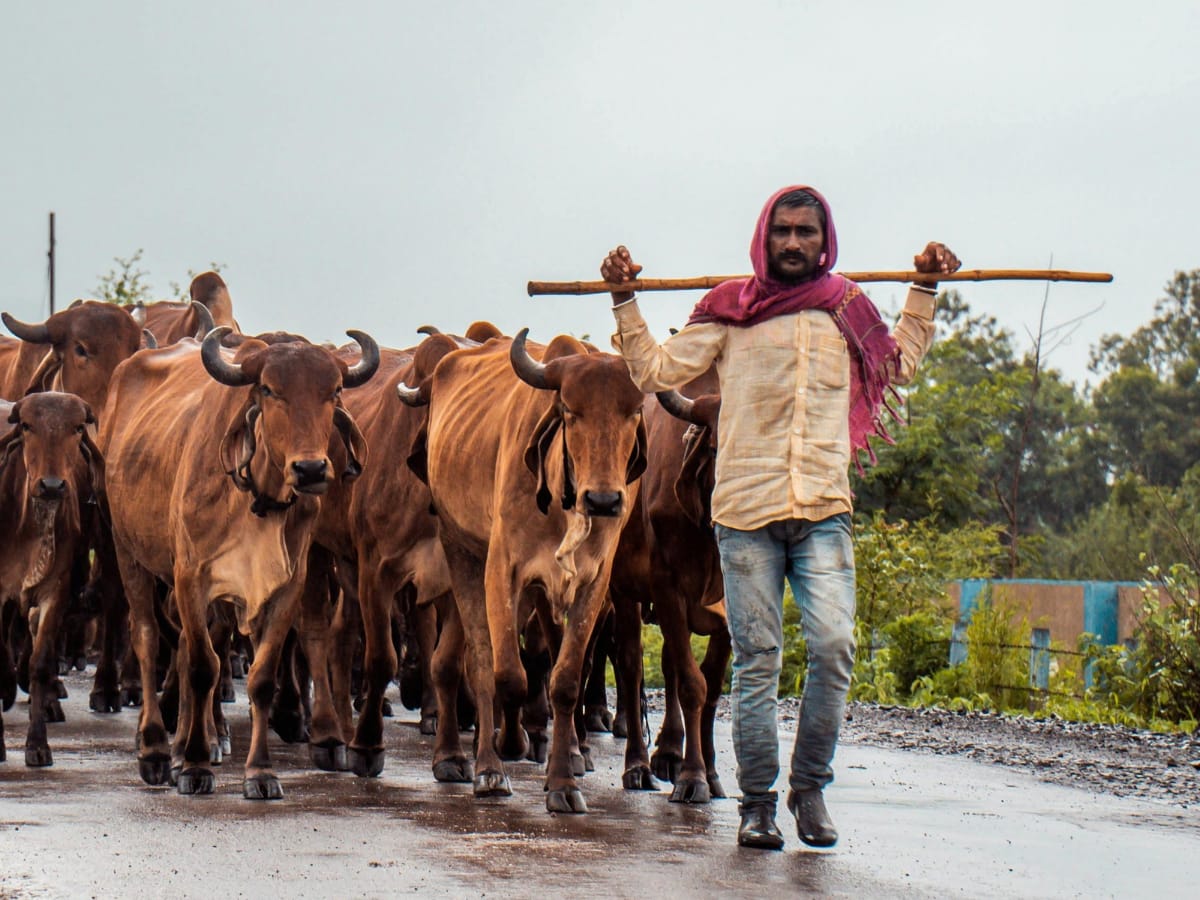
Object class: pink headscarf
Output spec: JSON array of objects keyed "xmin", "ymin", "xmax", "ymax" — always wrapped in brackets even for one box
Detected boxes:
[{"xmin": 687, "ymin": 185, "xmax": 902, "ymax": 467}]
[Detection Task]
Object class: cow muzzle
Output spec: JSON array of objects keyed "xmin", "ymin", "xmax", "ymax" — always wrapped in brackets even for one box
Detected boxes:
[
  {"xmin": 34, "ymin": 476, "xmax": 67, "ymax": 500},
  {"xmin": 289, "ymin": 458, "xmax": 330, "ymax": 493},
  {"xmin": 582, "ymin": 489, "xmax": 622, "ymax": 518}
]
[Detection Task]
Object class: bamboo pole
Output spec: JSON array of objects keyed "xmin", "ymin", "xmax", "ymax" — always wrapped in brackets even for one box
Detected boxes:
[{"xmin": 527, "ymin": 269, "xmax": 1113, "ymax": 296}]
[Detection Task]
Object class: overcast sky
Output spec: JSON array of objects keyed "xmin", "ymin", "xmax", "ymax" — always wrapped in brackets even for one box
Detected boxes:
[{"xmin": 2, "ymin": 1, "xmax": 1197, "ymax": 389}]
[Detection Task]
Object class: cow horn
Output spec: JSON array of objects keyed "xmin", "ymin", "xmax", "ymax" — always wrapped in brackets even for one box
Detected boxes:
[
  {"xmin": 396, "ymin": 382, "xmax": 427, "ymax": 407},
  {"xmin": 201, "ymin": 327, "xmax": 252, "ymax": 386},
  {"xmin": 129, "ymin": 302, "xmax": 147, "ymax": 327},
  {"xmin": 416, "ymin": 325, "xmax": 441, "ymax": 335},
  {"xmin": 190, "ymin": 300, "xmax": 216, "ymax": 339},
  {"xmin": 656, "ymin": 390, "xmax": 700, "ymax": 423},
  {"xmin": 510, "ymin": 328, "xmax": 550, "ymax": 390},
  {"xmin": 342, "ymin": 330, "xmax": 380, "ymax": 388},
  {"xmin": 2, "ymin": 312, "xmax": 50, "ymax": 344},
  {"xmin": 141, "ymin": 329, "xmax": 158, "ymax": 350}
]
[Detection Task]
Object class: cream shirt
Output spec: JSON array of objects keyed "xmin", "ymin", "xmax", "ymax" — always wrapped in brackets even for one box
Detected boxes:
[{"xmin": 611, "ymin": 288, "xmax": 937, "ymax": 530}]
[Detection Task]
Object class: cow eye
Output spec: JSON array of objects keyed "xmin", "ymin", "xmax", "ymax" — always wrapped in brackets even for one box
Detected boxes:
[
  {"xmin": 74, "ymin": 344, "xmax": 89, "ymax": 358},
  {"xmin": 20, "ymin": 423, "xmax": 31, "ymax": 433},
  {"xmin": 259, "ymin": 384, "xmax": 273, "ymax": 397}
]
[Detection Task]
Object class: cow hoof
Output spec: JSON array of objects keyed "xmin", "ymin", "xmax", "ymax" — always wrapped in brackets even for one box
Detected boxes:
[
  {"xmin": 44, "ymin": 699, "xmax": 66, "ymax": 723},
  {"xmin": 496, "ymin": 726, "xmax": 529, "ymax": 762},
  {"xmin": 1, "ymin": 680, "xmax": 16, "ymax": 712},
  {"xmin": 58, "ymin": 658, "xmax": 71, "ymax": 676},
  {"xmin": 546, "ymin": 788, "xmax": 588, "ymax": 814},
  {"xmin": 310, "ymin": 740, "xmax": 348, "ymax": 772},
  {"xmin": 584, "ymin": 706, "xmax": 613, "ymax": 733},
  {"xmin": 269, "ymin": 709, "xmax": 308, "ymax": 745},
  {"xmin": 582, "ymin": 747, "xmax": 595, "ymax": 772},
  {"xmin": 219, "ymin": 734, "xmax": 233, "ymax": 757},
  {"xmin": 433, "ymin": 757, "xmax": 473, "ymax": 783},
  {"xmin": 651, "ymin": 750, "xmax": 683, "ymax": 784},
  {"xmin": 381, "ymin": 699, "xmax": 394, "ymax": 718},
  {"xmin": 209, "ymin": 743, "xmax": 223, "ymax": 766},
  {"xmin": 569, "ymin": 750, "xmax": 587, "ymax": 777},
  {"xmin": 177, "ymin": 767, "xmax": 216, "ymax": 795},
  {"xmin": 669, "ymin": 777, "xmax": 711, "ymax": 804},
  {"xmin": 54, "ymin": 680, "xmax": 68, "ymax": 700},
  {"xmin": 244, "ymin": 773, "xmax": 284, "ymax": 800},
  {"xmin": 0, "ymin": 744, "xmax": 6, "ymax": 762},
  {"xmin": 419, "ymin": 714, "xmax": 438, "ymax": 736},
  {"xmin": 230, "ymin": 655, "xmax": 246, "ymax": 679},
  {"xmin": 74, "ymin": 656, "xmax": 88, "ymax": 672},
  {"xmin": 622, "ymin": 765, "xmax": 657, "ymax": 791},
  {"xmin": 611, "ymin": 712, "xmax": 628, "ymax": 739},
  {"xmin": 348, "ymin": 746, "xmax": 385, "ymax": 778},
  {"xmin": 24, "ymin": 744, "xmax": 53, "ymax": 767},
  {"xmin": 525, "ymin": 730, "xmax": 548, "ymax": 765},
  {"xmin": 139, "ymin": 753, "xmax": 172, "ymax": 786},
  {"xmin": 89, "ymin": 690, "xmax": 121, "ymax": 714},
  {"xmin": 120, "ymin": 687, "xmax": 143, "ymax": 708},
  {"xmin": 473, "ymin": 770, "xmax": 512, "ymax": 797},
  {"xmin": 220, "ymin": 683, "xmax": 236, "ymax": 704},
  {"xmin": 708, "ymin": 773, "xmax": 727, "ymax": 799}
]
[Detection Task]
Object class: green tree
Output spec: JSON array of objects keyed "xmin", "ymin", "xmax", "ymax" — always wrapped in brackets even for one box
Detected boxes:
[{"xmin": 93, "ymin": 249, "xmax": 154, "ymax": 306}]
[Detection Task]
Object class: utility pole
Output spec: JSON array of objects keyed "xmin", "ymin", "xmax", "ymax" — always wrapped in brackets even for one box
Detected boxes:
[{"xmin": 48, "ymin": 211, "xmax": 56, "ymax": 314}]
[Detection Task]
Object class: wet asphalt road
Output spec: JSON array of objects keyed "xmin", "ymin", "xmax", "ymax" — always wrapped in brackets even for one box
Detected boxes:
[{"xmin": 1, "ymin": 670, "xmax": 1198, "ymax": 899}]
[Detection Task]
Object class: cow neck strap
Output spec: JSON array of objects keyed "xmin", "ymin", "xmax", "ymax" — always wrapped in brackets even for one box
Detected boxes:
[
  {"xmin": 248, "ymin": 488, "xmax": 297, "ymax": 518},
  {"xmin": 236, "ymin": 403, "xmax": 297, "ymax": 518}
]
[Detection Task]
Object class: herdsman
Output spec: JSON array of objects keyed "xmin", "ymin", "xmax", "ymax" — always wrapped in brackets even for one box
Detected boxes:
[{"xmin": 602, "ymin": 185, "xmax": 959, "ymax": 850}]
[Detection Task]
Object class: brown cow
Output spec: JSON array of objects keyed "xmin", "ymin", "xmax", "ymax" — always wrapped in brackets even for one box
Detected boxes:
[
  {"xmin": 609, "ymin": 369, "xmax": 731, "ymax": 803},
  {"xmin": 404, "ymin": 328, "xmax": 648, "ymax": 812},
  {"xmin": 131, "ymin": 272, "xmax": 239, "ymax": 346},
  {"xmin": 1, "ymin": 301, "xmax": 144, "ymax": 413},
  {"xmin": 0, "ymin": 392, "xmax": 105, "ymax": 766},
  {"xmin": 100, "ymin": 326, "xmax": 378, "ymax": 798},
  {"xmin": 308, "ymin": 323, "xmax": 500, "ymax": 779}
]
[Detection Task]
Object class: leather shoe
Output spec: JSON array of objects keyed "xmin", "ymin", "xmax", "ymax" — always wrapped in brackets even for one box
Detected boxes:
[
  {"xmin": 737, "ymin": 801, "xmax": 784, "ymax": 850},
  {"xmin": 788, "ymin": 789, "xmax": 838, "ymax": 848}
]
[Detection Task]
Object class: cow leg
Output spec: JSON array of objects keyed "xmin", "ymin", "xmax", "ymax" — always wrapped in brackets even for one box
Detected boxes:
[
  {"xmin": 488, "ymin": 562, "xmax": 529, "ymax": 764},
  {"xmin": 651, "ymin": 638, "xmax": 684, "ymax": 782},
  {"xmin": 544, "ymin": 588, "xmax": 608, "ymax": 814},
  {"xmin": 116, "ymin": 552, "xmax": 172, "ymax": 786},
  {"xmin": 208, "ymin": 605, "xmax": 235, "ymax": 760},
  {"xmin": 172, "ymin": 583, "xmax": 220, "ymax": 795},
  {"xmin": 0, "ymin": 602, "xmax": 17, "ymax": 713},
  {"xmin": 25, "ymin": 577, "xmax": 70, "ymax": 767},
  {"xmin": 87, "ymin": 533, "xmax": 128, "ymax": 714},
  {"xmin": 583, "ymin": 610, "xmax": 615, "ymax": 733},
  {"xmin": 654, "ymin": 592, "xmax": 711, "ymax": 803},
  {"xmin": 242, "ymin": 588, "xmax": 304, "ymax": 800},
  {"xmin": 269, "ymin": 630, "xmax": 309, "ymax": 744},
  {"xmin": 448, "ymin": 544, "xmax": 510, "ymax": 798},
  {"xmin": 298, "ymin": 550, "xmax": 346, "ymax": 772},
  {"xmin": 519, "ymin": 616, "xmax": 551, "ymax": 766},
  {"xmin": 328, "ymin": 567, "xmax": 359, "ymax": 743},
  {"xmin": 414, "ymin": 600, "xmax": 440, "ymax": 735},
  {"xmin": 348, "ymin": 566, "xmax": 398, "ymax": 778},
  {"xmin": 610, "ymin": 591, "xmax": 655, "ymax": 790},
  {"xmin": 698, "ymin": 624, "xmax": 731, "ymax": 799},
  {"xmin": 430, "ymin": 600, "xmax": 471, "ymax": 782}
]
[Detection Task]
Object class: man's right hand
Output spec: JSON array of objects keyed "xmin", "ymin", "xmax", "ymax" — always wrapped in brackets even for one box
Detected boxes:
[{"xmin": 601, "ymin": 246, "xmax": 643, "ymax": 305}]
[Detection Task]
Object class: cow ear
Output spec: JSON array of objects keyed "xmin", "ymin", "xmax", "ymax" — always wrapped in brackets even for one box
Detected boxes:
[
  {"xmin": 24, "ymin": 350, "xmax": 61, "ymax": 396},
  {"xmin": 0, "ymin": 419, "xmax": 22, "ymax": 475},
  {"xmin": 625, "ymin": 411, "xmax": 648, "ymax": 484},
  {"xmin": 523, "ymin": 404, "xmax": 561, "ymax": 515},
  {"xmin": 79, "ymin": 427, "xmax": 107, "ymax": 498},
  {"xmin": 406, "ymin": 425, "xmax": 429, "ymax": 485},
  {"xmin": 333, "ymin": 405, "xmax": 368, "ymax": 482},
  {"xmin": 219, "ymin": 398, "xmax": 259, "ymax": 491},
  {"xmin": 673, "ymin": 424, "xmax": 713, "ymax": 526}
]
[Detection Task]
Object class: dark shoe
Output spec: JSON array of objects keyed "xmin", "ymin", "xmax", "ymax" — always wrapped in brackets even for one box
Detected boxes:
[
  {"xmin": 788, "ymin": 789, "xmax": 838, "ymax": 848},
  {"xmin": 737, "ymin": 800, "xmax": 784, "ymax": 850}
]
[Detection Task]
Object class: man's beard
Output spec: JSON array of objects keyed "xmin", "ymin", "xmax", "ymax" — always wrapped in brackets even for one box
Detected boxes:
[{"xmin": 768, "ymin": 252, "xmax": 816, "ymax": 284}]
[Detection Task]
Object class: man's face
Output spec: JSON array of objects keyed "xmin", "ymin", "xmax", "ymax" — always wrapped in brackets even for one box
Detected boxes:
[{"xmin": 767, "ymin": 204, "xmax": 825, "ymax": 283}]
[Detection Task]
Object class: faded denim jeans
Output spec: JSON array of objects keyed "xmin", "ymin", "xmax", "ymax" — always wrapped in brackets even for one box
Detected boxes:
[{"xmin": 715, "ymin": 514, "xmax": 856, "ymax": 803}]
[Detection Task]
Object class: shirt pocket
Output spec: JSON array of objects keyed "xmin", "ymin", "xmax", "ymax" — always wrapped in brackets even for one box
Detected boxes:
[{"xmin": 813, "ymin": 335, "xmax": 849, "ymax": 390}]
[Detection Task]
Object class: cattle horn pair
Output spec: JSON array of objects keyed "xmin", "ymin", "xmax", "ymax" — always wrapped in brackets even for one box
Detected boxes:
[{"xmin": 201, "ymin": 327, "xmax": 381, "ymax": 388}]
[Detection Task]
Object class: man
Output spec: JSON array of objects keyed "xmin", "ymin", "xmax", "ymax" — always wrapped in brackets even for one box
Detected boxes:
[{"xmin": 602, "ymin": 185, "xmax": 959, "ymax": 850}]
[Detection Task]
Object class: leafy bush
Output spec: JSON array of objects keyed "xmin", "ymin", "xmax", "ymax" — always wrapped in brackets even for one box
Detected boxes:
[{"xmin": 880, "ymin": 610, "xmax": 954, "ymax": 698}]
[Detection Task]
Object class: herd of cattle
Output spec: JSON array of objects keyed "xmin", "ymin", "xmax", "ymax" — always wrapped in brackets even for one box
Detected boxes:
[{"xmin": 0, "ymin": 275, "xmax": 731, "ymax": 813}]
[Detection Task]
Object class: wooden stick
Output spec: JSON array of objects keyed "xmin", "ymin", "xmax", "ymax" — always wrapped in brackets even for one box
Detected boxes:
[{"xmin": 527, "ymin": 269, "xmax": 1113, "ymax": 296}]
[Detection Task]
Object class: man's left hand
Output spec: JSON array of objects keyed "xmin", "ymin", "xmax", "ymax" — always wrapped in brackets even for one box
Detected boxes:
[{"xmin": 913, "ymin": 242, "xmax": 961, "ymax": 285}]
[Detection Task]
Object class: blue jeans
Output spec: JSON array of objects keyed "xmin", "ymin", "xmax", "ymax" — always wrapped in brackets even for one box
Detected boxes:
[{"xmin": 715, "ymin": 515, "xmax": 856, "ymax": 802}]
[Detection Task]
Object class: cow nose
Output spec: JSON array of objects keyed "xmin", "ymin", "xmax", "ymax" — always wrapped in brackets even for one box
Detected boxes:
[
  {"xmin": 582, "ymin": 490, "xmax": 622, "ymax": 517},
  {"xmin": 291, "ymin": 459, "xmax": 329, "ymax": 486},
  {"xmin": 36, "ymin": 477, "xmax": 66, "ymax": 499}
]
